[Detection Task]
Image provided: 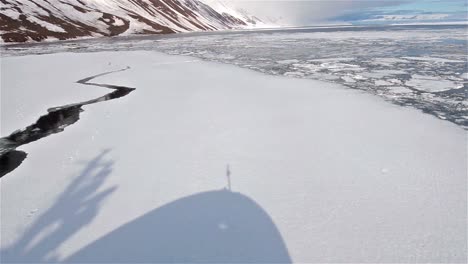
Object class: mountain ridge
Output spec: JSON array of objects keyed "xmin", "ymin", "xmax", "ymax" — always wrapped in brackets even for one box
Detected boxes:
[{"xmin": 0, "ymin": 0, "xmax": 263, "ymax": 43}]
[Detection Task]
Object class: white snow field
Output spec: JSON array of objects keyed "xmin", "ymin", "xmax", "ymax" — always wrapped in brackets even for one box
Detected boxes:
[{"xmin": 1, "ymin": 51, "xmax": 466, "ymax": 263}]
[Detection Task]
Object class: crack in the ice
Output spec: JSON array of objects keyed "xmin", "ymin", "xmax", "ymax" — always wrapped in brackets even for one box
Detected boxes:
[{"xmin": 0, "ymin": 67, "xmax": 135, "ymax": 177}]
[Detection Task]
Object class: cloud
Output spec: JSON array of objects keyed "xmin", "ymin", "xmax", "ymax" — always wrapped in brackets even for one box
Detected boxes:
[
  {"xmin": 215, "ymin": 0, "xmax": 466, "ymax": 25},
  {"xmin": 333, "ymin": 0, "xmax": 468, "ymax": 23},
  {"xmin": 224, "ymin": 0, "xmax": 411, "ymax": 25}
]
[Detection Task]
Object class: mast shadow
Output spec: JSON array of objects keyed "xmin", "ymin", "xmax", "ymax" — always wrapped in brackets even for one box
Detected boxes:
[{"xmin": 1, "ymin": 150, "xmax": 117, "ymax": 262}]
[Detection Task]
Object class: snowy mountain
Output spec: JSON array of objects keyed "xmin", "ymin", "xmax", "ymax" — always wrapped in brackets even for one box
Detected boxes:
[
  {"xmin": 199, "ymin": 0, "xmax": 265, "ymax": 27},
  {"xmin": 0, "ymin": 0, "xmax": 262, "ymax": 43}
]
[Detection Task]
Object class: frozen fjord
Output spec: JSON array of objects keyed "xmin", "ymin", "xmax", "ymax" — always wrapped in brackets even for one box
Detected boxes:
[
  {"xmin": 4, "ymin": 24, "xmax": 467, "ymax": 128},
  {"xmin": 0, "ymin": 51, "xmax": 466, "ymax": 262}
]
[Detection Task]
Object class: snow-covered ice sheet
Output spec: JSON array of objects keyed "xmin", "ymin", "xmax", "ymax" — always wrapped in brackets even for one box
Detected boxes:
[
  {"xmin": 1, "ymin": 51, "xmax": 466, "ymax": 263},
  {"xmin": 2, "ymin": 24, "xmax": 466, "ymax": 128}
]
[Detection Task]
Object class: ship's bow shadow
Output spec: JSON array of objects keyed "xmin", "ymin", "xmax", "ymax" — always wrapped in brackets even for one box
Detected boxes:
[{"xmin": 66, "ymin": 190, "xmax": 291, "ymax": 263}]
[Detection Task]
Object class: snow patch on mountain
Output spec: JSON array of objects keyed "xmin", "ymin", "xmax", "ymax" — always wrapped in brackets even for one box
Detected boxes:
[{"xmin": 0, "ymin": 0, "xmax": 266, "ymax": 43}]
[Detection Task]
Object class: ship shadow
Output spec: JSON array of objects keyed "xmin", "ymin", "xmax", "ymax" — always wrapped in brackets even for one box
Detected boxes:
[{"xmin": 66, "ymin": 190, "xmax": 292, "ymax": 263}]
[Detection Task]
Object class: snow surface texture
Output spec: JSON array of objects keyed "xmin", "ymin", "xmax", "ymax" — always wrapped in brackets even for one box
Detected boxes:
[
  {"xmin": 0, "ymin": 0, "xmax": 264, "ymax": 43},
  {"xmin": 1, "ymin": 51, "xmax": 466, "ymax": 262},
  {"xmin": 3, "ymin": 25, "xmax": 467, "ymax": 128}
]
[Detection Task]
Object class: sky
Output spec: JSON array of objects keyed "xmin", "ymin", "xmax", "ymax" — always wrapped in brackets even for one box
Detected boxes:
[{"xmin": 224, "ymin": 0, "xmax": 468, "ymax": 25}]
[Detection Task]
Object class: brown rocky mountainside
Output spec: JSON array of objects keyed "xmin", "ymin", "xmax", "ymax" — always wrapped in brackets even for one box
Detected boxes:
[{"xmin": 0, "ymin": 0, "xmax": 260, "ymax": 42}]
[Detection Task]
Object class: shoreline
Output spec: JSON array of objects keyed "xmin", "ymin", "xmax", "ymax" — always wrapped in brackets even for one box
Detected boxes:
[{"xmin": 1, "ymin": 23, "xmax": 466, "ymax": 48}]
